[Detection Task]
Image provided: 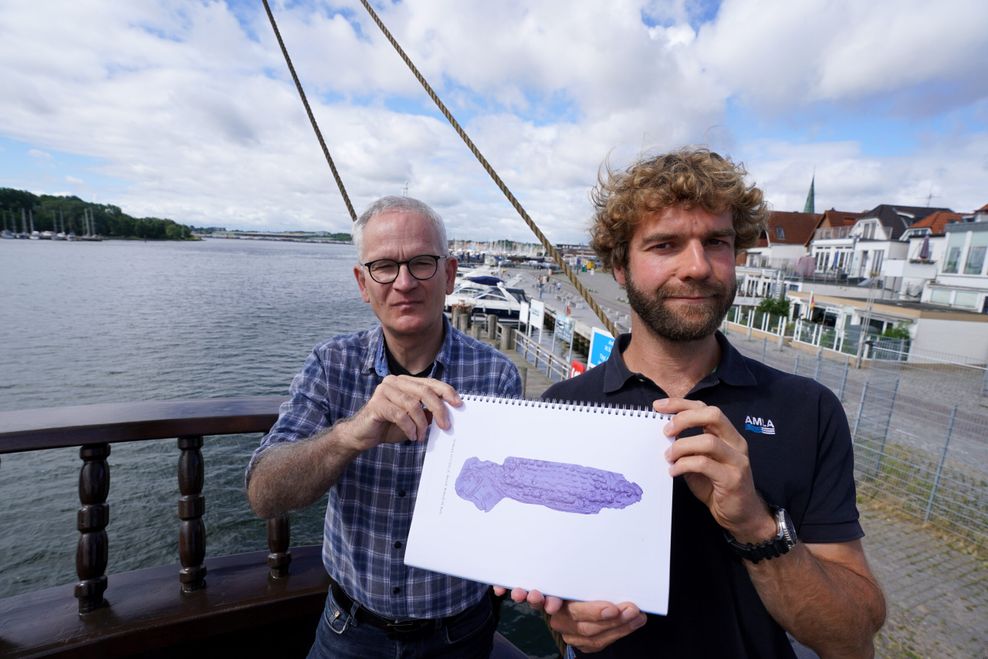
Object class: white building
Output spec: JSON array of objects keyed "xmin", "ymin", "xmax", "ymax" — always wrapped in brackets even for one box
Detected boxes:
[{"xmin": 923, "ymin": 204, "xmax": 988, "ymax": 314}]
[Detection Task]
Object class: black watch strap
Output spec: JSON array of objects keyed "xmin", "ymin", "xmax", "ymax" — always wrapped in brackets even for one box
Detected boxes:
[{"xmin": 724, "ymin": 507, "xmax": 797, "ymax": 563}]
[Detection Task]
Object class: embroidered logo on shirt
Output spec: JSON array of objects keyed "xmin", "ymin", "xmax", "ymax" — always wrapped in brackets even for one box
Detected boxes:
[{"xmin": 744, "ymin": 416, "xmax": 776, "ymax": 435}]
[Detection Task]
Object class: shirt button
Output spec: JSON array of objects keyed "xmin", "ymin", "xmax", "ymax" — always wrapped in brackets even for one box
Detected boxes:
[
  {"xmin": 394, "ymin": 540, "xmax": 403, "ymax": 549},
  {"xmin": 398, "ymin": 489, "xmax": 407, "ymax": 497},
  {"xmin": 393, "ymin": 587, "xmax": 401, "ymax": 594}
]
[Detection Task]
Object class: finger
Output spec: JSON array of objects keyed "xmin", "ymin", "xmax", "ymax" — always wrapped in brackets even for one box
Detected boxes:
[
  {"xmin": 565, "ymin": 600, "xmax": 621, "ymax": 623},
  {"xmin": 653, "ymin": 397, "xmax": 707, "ymax": 414},
  {"xmin": 561, "ymin": 616, "xmax": 648, "ymax": 653},
  {"xmin": 551, "ymin": 613, "xmax": 632, "ymax": 640},
  {"xmin": 378, "ymin": 382, "xmax": 439, "ymax": 441},
  {"xmin": 616, "ymin": 602, "xmax": 643, "ymax": 622},
  {"xmin": 667, "ymin": 447, "xmax": 744, "ymax": 484},
  {"xmin": 662, "ymin": 405, "xmax": 728, "ymax": 439},
  {"xmin": 492, "ymin": 586, "xmax": 507, "ymax": 597},
  {"xmin": 388, "ymin": 376, "xmax": 460, "ymax": 432},
  {"xmin": 665, "ymin": 432, "xmax": 740, "ymax": 464},
  {"xmin": 525, "ymin": 590, "xmax": 546, "ymax": 610},
  {"xmin": 543, "ymin": 596, "xmax": 564, "ymax": 615},
  {"xmin": 509, "ymin": 587, "xmax": 529, "ymax": 603}
]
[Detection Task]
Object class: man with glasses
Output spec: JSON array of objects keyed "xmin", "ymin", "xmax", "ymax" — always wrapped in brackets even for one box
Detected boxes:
[{"xmin": 246, "ymin": 196, "xmax": 522, "ymax": 658}]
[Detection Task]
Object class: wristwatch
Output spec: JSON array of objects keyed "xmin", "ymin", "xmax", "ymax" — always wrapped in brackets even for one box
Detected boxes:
[{"xmin": 724, "ymin": 506, "xmax": 797, "ymax": 563}]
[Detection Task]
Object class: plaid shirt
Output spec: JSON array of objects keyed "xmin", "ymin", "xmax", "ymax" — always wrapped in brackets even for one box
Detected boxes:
[{"xmin": 248, "ymin": 317, "xmax": 522, "ymax": 618}]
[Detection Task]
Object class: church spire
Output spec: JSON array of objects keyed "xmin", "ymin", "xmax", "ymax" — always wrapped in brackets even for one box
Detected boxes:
[{"xmin": 802, "ymin": 173, "xmax": 815, "ymax": 214}]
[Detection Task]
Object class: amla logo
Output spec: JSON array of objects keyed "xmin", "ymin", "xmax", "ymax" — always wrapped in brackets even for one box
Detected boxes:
[{"xmin": 744, "ymin": 416, "xmax": 776, "ymax": 435}]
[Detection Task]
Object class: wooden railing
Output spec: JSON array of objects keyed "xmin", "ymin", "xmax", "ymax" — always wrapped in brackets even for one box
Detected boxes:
[{"xmin": 0, "ymin": 397, "xmax": 327, "ymax": 658}]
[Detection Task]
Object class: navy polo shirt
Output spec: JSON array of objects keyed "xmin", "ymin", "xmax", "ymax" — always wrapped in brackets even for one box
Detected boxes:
[{"xmin": 543, "ymin": 332, "xmax": 862, "ymax": 659}]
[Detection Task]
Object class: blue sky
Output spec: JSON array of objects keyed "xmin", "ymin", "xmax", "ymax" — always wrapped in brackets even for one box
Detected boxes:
[{"xmin": 0, "ymin": 0, "xmax": 985, "ymax": 242}]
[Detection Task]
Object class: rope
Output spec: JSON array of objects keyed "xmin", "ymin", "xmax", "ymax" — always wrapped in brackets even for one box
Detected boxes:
[
  {"xmin": 358, "ymin": 0, "xmax": 619, "ymax": 337},
  {"xmin": 262, "ymin": 0, "xmax": 357, "ymax": 222}
]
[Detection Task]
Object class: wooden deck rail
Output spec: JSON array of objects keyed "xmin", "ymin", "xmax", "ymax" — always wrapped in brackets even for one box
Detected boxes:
[{"xmin": 0, "ymin": 397, "xmax": 329, "ymax": 658}]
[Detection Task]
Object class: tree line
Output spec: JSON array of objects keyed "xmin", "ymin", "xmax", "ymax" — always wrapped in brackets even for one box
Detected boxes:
[{"xmin": 0, "ymin": 188, "xmax": 195, "ymax": 240}]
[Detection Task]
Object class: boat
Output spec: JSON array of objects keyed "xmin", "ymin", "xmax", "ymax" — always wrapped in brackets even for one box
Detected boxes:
[{"xmin": 445, "ymin": 275, "xmax": 530, "ymax": 321}]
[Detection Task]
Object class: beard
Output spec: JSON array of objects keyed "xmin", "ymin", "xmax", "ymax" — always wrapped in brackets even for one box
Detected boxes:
[{"xmin": 625, "ymin": 272, "xmax": 736, "ymax": 342}]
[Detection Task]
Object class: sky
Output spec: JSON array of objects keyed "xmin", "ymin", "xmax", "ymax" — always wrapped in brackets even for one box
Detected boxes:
[{"xmin": 1, "ymin": 0, "xmax": 986, "ymax": 244}]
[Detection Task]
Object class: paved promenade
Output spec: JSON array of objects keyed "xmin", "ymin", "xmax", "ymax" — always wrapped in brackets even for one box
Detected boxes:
[{"xmin": 491, "ymin": 266, "xmax": 987, "ymax": 658}]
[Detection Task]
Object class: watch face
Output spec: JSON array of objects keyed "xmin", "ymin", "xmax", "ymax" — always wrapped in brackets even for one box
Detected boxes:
[
  {"xmin": 725, "ymin": 507, "xmax": 797, "ymax": 563},
  {"xmin": 775, "ymin": 507, "xmax": 797, "ymax": 548}
]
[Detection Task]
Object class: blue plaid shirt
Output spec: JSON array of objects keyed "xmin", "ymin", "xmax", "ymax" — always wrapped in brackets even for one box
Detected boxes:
[{"xmin": 248, "ymin": 317, "xmax": 522, "ymax": 618}]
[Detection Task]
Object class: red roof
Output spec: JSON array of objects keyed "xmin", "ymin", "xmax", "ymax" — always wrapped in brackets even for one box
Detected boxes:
[
  {"xmin": 763, "ymin": 211, "xmax": 823, "ymax": 247},
  {"xmin": 911, "ymin": 210, "xmax": 962, "ymax": 234},
  {"xmin": 819, "ymin": 209, "xmax": 863, "ymax": 228}
]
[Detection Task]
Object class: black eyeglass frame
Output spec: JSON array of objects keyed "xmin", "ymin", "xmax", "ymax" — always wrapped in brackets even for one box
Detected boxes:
[{"xmin": 362, "ymin": 254, "xmax": 446, "ymax": 284}]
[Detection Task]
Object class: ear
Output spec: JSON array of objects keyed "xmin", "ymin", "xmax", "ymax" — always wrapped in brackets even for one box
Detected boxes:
[
  {"xmin": 613, "ymin": 262, "xmax": 628, "ymax": 288},
  {"xmin": 444, "ymin": 257, "xmax": 458, "ymax": 294},
  {"xmin": 354, "ymin": 265, "xmax": 371, "ymax": 303}
]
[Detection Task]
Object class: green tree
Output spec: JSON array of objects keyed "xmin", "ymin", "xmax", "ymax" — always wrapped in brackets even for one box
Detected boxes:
[
  {"xmin": 881, "ymin": 324, "xmax": 911, "ymax": 340},
  {"xmin": 757, "ymin": 296, "xmax": 790, "ymax": 318}
]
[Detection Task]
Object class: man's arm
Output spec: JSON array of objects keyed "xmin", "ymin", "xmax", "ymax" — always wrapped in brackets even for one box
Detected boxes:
[
  {"xmin": 247, "ymin": 375, "xmax": 461, "ymax": 519},
  {"xmin": 747, "ymin": 539, "xmax": 885, "ymax": 658},
  {"xmin": 660, "ymin": 397, "xmax": 886, "ymax": 657},
  {"xmin": 246, "ymin": 423, "xmax": 362, "ymax": 519}
]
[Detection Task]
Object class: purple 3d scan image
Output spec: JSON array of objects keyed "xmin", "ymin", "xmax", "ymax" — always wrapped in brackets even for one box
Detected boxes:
[{"xmin": 455, "ymin": 456, "xmax": 642, "ymax": 514}]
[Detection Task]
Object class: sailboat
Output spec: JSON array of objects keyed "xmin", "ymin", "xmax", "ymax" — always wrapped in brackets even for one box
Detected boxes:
[
  {"xmin": 1, "ymin": 210, "xmax": 15, "ymax": 239},
  {"xmin": 80, "ymin": 207, "xmax": 103, "ymax": 241},
  {"xmin": 53, "ymin": 208, "xmax": 67, "ymax": 240}
]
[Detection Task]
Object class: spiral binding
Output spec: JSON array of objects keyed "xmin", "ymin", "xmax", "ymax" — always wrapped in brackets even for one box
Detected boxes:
[{"xmin": 460, "ymin": 394, "xmax": 669, "ymax": 419}]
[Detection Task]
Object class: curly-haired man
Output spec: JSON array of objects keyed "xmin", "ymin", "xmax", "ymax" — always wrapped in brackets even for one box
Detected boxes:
[{"xmin": 503, "ymin": 148, "xmax": 885, "ymax": 658}]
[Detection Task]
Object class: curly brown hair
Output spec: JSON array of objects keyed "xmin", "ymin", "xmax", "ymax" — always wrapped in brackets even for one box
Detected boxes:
[{"xmin": 589, "ymin": 147, "xmax": 767, "ymax": 271}]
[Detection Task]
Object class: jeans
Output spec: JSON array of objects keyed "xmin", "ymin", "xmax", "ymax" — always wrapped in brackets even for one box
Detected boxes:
[{"xmin": 307, "ymin": 587, "xmax": 496, "ymax": 659}]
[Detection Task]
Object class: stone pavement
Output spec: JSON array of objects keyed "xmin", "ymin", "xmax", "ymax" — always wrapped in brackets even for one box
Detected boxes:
[{"xmin": 860, "ymin": 497, "xmax": 986, "ymax": 658}]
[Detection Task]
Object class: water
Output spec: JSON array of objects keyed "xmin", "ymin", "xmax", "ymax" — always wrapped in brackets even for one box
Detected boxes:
[
  {"xmin": 0, "ymin": 238, "xmax": 374, "ymax": 595},
  {"xmin": 0, "ymin": 238, "xmax": 556, "ymax": 657}
]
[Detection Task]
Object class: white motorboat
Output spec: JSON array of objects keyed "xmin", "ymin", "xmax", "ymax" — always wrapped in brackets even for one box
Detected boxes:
[{"xmin": 445, "ymin": 274, "xmax": 530, "ymax": 320}]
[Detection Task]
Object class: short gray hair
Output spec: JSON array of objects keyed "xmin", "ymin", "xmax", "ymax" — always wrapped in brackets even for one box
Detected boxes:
[{"xmin": 352, "ymin": 196, "xmax": 449, "ymax": 262}]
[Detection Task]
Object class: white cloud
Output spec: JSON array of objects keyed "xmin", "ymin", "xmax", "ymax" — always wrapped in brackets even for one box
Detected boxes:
[
  {"xmin": 695, "ymin": 0, "xmax": 988, "ymax": 112},
  {"xmin": 0, "ymin": 0, "xmax": 985, "ymax": 243}
]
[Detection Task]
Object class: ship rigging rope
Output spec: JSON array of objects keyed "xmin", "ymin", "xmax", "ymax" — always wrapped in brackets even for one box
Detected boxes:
[
  {"xmin": 261, "ymin": 0, "xmax": 356, "ymax": 222},
  {"xmin": 263, "ymin": 0, "xmax": 618, "ymax": 336}
]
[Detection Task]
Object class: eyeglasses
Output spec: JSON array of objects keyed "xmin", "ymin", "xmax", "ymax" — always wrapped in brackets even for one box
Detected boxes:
[{"xmin": 362, "ymin": 254, "xmax": 445, "ymax": 284}]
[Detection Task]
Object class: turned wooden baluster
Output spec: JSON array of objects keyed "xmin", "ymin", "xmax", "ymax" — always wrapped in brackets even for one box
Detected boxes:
[
  {"xmin": 75, "ymin": 443, "xmax": 110, "ymax": 614},
  {"xmin": 177, "ymin": 435, "xmax": 207, "ymax": 592},
  {"xmin": 267, "ymin": 515, "xmax": 292, "ymax": 578}
]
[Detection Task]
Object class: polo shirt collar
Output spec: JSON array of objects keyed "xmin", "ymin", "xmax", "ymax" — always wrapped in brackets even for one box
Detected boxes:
[{"xmin": 601, "ymin": 330, "xmax": 757, "ymax": 394}]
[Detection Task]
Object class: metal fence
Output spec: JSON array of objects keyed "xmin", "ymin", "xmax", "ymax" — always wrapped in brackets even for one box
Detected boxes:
[
  {"xmin": 722, "ymin": 327, "xmax": 988, "ymax": 657},
  {"xmin": 512, "ymin": 327, "xmax": 571, "ymax": 384}
]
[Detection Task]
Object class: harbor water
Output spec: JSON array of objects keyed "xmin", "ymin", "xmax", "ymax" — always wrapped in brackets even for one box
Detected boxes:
[{"xmin": 0, "ymin": 238, "xmax": 558, "ymax": 657}]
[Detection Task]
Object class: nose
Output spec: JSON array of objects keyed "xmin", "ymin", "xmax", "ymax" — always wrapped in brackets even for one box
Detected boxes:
[
  {"xmin": 680, "ymin": 240, "xmax": 712, "ymax": 280},
  {"xmin": 391, "ymin": 262, "xmax": 419, "ymax": 289}
]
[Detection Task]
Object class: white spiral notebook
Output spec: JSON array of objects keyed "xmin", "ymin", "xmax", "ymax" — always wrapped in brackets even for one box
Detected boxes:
[{"xmin": 405, "ymin": 394, "xmax": 674, "ymax": 615}]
